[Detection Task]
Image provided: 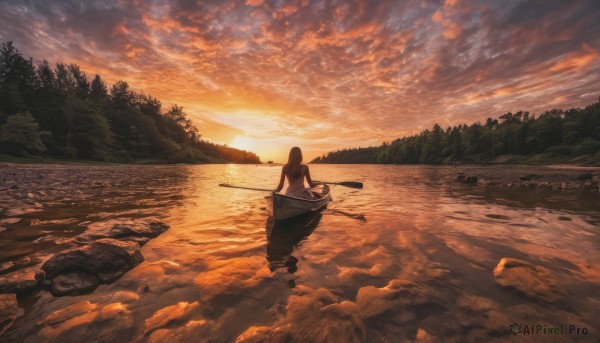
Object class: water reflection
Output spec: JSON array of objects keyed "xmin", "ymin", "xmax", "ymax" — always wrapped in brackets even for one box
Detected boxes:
[
  {"xmin": 327, "ymin": 209, "xmax": 367, "ymax": 222},
  {"xmin": 265, "ymin": 213, "xmax": 322, "ymax": 274},
  {"xmin": 2, "ymin": 164, "xmax": 599, "ymax": 342},
  {"xmin": 0, "ymin": 165, "xmax": 190, "ymax": 262}
]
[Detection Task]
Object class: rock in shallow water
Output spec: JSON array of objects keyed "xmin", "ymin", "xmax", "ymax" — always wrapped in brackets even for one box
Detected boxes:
[
  {"xmin": 37, "ymin": 299, "xmax": 132, "ymax": 339},
  {"xmin": 0, "ymin": 256, "xmax": 34, "ymax": 274},
  {"xmin": 355, "ymin": 279, "xmax": 429, "ymax": 318},
  {"xmin": 457, "ymin": 174, "xmax": 478, "ymax": 184},
  {"xmin": 37, "ymin": 300, "xmax": 98, "ymax": 327},
  {"xmin": 0, "ymin": 218, "xmax": 21, "ymax": 225},
  {"xmin": 0, "ymin": 268, "xmax": 44, "ymax": 294},
  {"xmin": 493, "ymin": 258, "xmax": 563, "ymax": 303},
  {"xmin": 51, "ymin": 272, "xmax": 100, "ymax": 296},
  {"xmin": 142, "ymin": 301, "xmax": 200, "ymax": 337},
  {"xmin": 77, "ymin": 220, "xmax": 169, "ymax": 245},
  {"xmin": 42, "ymin": 238, "xmax": 144, "ymax": 283},
  {"xmin": 0, "ymin": 293, "xmax": 17, "ymax": 335}
]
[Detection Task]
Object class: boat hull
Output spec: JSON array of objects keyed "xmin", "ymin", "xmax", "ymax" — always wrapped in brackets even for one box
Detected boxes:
[{"xmin": 265, "ymin": 185, "xmax": 331, "ymax": 221}]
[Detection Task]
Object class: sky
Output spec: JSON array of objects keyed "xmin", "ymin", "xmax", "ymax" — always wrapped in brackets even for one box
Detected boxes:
[{"xmin": 1, "ymin": 0, "xmax": 599, "ymax": 162}]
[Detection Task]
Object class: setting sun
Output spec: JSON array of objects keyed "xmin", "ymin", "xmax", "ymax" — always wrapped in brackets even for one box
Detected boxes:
[
  {"xmin": 2, "ymin": 0, "xmax": 598, "ymax": 162},
  {"xmin": 1, "ymin": 1, "xmax": 599, "ymax": 342},
  {"xmin": 229, "ymin": 136, "xmax": 256, "ymax": 152}
]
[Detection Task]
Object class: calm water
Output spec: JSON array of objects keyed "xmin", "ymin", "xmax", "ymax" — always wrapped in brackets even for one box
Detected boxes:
[{"xmin": 1, "ymin": 164, "xmax": 599, "ymax": 342}]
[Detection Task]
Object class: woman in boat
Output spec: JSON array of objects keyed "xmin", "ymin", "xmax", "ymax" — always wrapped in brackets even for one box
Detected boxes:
[{"xmin": 275, "ymin": 147, "xmax": 320, "ymax": 199}]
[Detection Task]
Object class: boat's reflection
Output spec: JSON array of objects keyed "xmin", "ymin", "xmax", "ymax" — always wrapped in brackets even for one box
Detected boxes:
[{"xmin": 265, "ymin": 212, "xmax": 322, "ymax": 274}]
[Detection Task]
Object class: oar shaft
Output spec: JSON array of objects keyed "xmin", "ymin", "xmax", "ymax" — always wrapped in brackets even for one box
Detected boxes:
[{"xmin": 219, "ymin": 184, "xmax": 273, "ymax": 192}]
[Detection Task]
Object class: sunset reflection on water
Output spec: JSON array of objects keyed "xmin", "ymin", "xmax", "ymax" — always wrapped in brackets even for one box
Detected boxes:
[{"xmin": 1, "ymin": 164, "xmax": 599, "ymax": 342}]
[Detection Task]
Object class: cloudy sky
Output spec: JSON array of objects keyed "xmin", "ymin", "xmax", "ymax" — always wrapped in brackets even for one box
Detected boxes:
[{"xmin": 1, "ymin": 0, "xmax": 599, "ymax": 161}]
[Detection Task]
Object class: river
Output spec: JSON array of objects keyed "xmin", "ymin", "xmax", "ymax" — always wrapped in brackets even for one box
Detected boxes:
[{"xmin": 1, "ymin": 164, "xmax": 599, "ymax": 342}]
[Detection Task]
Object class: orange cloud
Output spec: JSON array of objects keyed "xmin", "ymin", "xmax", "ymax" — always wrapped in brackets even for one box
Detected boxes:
[
  {"xmin": 245, "ymin": 0, "xmax": 263, "ymax": 7},
  {"xmin": 2, "ymin": 0, "xmax": 598, "ymax": 161},
  {"xmin": 549, "ymin": 45, "xmax": 599, "ymax": 72},
  {"xmin": 431, "ymin": 8, "xmax": 461, "ymax": 40},
  {"xmin": 273, "ymin": 5, "xmax": 298, "ymax": 19}
]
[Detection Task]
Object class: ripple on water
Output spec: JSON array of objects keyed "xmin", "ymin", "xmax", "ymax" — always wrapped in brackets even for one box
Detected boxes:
[{"xmin": 1, "ymin": 164, "xmax": 599, "ymax": 342}]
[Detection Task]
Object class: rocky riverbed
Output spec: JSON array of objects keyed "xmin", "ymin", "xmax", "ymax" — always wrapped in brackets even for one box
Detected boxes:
[
  {"xmin": 1, "ymin": 163, "xmax": 599, "ymax": 342},
  {"xmin": 0, "ymin": 220, "xmax": 169, "ymax": 334}
]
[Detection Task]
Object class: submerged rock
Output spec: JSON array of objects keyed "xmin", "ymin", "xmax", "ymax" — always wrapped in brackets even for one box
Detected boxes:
[
  {"xmin": 0, "ymin": 256, "xmax": 35, "ymax": 274},
  {"xmin": 37, "ymin": 300, "xmax": 98, "ymax": 327},
  {"xmin": 0, "ymin": 293, "xmax": 17, "ymax": 335},
  {"xmin": 236, "ymin": 286, "xmax": 371, "ymax": 343},
  {"xmin": 51, "ymin": 272, "xmax": 100, "ymax": 296},
  {"xmin": 465, "ymin": 176, "xmax": 478, "ymax": 184},
  {"xmin": 520, "ymin": 174, "xmax": 542, "ymax": 181},
  {"xmin": 42, "ymin": 238, "xmax": 144, "ymax": 284},
  {"xmin": 0, "ymin": 268, "xmax": 44, "ymax": 294},
  {"xmin": 37, "ymin": 301, "xmax": 99, "ymax": 340},
  {"xmin": 356, "ymin": 279, "xmax": 429, "ymax": 318},
  {"xmin": 415, "ymin": 328, "xmax": 436, "ymax": 342},
  {"xmin": 0, "ymin": 218, "xmax": 21, "ymax": 225},
  {"xmin": 493, "ymin": 258, "xmax": 563, "ymax": 302},
  {"xmin": 142, "ymin": 301, "xmax": 200, "ymax": 336},
  {"xmin": 577, "ymin": 173, "xmax": 593, "ymax": 180},
  {"xmin": 38, "ymin": 301, "xmax": 134, "ymax": 341},
  {"xmin": 583, "ymin": 180, "xmax": 598, "ymax": 191},
  {"xmin": 457, "ymin": 174, "xmax": 478, "ymax": 184},
  {"xmin": 77, "ymin": 220, "xmax": 169, "ymax": 245}
]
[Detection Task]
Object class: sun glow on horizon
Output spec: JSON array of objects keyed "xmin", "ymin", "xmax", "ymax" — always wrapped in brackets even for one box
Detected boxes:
[
  {"xmin": 2, "ymin": 0, "xmax": 599, "ymax": 160},
  {"xmin": 229, "ymin": 135, "xmax": 289, "ymax": 163},
  {"xmin": 229, "ymin": 135, "xmax": 256, "ymax": 152}
]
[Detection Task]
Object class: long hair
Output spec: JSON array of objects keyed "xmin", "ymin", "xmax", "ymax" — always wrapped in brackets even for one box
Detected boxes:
[{"xmin": 286, "ymin": 147, "xmax": 303, "ymax": 179}]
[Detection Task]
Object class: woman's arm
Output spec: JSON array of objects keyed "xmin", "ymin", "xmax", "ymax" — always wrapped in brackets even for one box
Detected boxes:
[
  {"xmin": 275, "ymin": 165, "xmax": 286, "ymax": 192},
  {"xmin": 305, "ymin": 165, "xmax": 319, "ymax": 188}
]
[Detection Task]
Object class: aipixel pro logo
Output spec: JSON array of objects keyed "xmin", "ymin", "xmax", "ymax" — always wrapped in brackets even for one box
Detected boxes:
[{"xmin": 509, "ymin": 322, "xmax": 588, "ymax": 336}]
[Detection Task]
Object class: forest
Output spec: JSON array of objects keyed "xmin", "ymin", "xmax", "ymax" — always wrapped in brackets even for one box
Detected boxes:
[
  {"xmin": 312, "ymin": 98, "xmax": 600, "ymax": 165},
  {"xmin": 0, "ymin": 41, "xmax": 260, "ymax": 164}
]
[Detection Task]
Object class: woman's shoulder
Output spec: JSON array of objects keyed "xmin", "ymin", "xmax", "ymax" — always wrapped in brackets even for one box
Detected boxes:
[{"xmin": 301, "ymin": 164, "xmax": 310, "ymax": 170}]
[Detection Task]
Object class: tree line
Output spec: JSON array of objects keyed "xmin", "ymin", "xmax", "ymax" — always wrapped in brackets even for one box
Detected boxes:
[
  {"xmin": 312, "ymin": 98, "xmax": 600, "ymax": 164},
  {"xmin": 0, "ymin": 41, "xmax": 260, "ymax": 164}
]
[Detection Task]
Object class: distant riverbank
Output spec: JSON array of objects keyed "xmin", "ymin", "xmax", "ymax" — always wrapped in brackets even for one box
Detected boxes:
[
  {"xmin": 312, "ymin": 153, "xmax": 600, "ymax": 167},
  {"xmin": 486, "ymin": 153, "xmax": 600, "ymax": 166},
  {"xmin": 3, "ymin": 153, "xmax": 599, "ymax": 167},
  {"xmin": 0, "ymin": 155, "xmax": 263, "ymax": 166}
]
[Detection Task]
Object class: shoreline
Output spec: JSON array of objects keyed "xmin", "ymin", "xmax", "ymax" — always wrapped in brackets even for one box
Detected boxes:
[
  {"xmin": 2, "ymin": 157, "xmax": 599, "ymax": 169},
  {"xmin": 0, "ymin": 157, "xmax": 263, "ymax": 167}
]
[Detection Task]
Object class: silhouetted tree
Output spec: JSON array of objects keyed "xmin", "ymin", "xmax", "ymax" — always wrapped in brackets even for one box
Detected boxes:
[
  {"xmin": 0, "ymin": 41, "xmax": 261, "ymax": 164},
  {"xmin": 0, "ymin": 111, "xmax": 48, "ymax": 155},
  {"xmin": 314, "ymin": 98, "xmax": 600, "ymax": 165}
]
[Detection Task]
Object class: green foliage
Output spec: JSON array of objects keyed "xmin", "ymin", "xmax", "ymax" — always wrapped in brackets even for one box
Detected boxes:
[
  {"xmin": 0, "ymin": 111, "xmax": 48, "ymax": 155},
  {"xmin": 196, "ymin": 140, "xmax": 261, "ymax": 163},
  {"xmin": 572, "ymin": 138, "xmax": 600, "ymax": 156},
  {"xmin": 0, "ymin": 41, "xmax": 260, "ymax": 164},
  {"xmin": 313, "ymin": 98, "xmax": 600, "ymax": 165}
]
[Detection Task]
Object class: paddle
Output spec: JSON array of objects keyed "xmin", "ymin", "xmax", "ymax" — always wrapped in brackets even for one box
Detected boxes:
[
  {"xmin": 219, "ymin": 183, "xmax": 273, "ymax": 192},
  {"xmin": 314, "ymin": 180, "xmax": 363, "ymax": 189},
  {"xmin": 327, "ymin": 209, "xmax": 367, "ymax": 222}
]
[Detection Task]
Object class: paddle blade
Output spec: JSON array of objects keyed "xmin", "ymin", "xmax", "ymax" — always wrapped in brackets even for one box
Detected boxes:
[
  {"xmin": 338, "ymin": 181, "xmax": 363, "ymax": 189},
  {"xmin": 315, "ymin": 180, "xmax": 364, "ymax": 189}
]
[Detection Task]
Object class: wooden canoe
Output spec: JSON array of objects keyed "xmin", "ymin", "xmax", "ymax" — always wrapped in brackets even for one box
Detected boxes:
[{"xmin": 265, "ymin": 185, "xmax": 331, "ymax": 221}]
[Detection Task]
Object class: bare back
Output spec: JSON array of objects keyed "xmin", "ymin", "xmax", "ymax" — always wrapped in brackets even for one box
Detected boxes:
[
  {"xmin": 286, "ymin": 164, "xmax": 308, "ymax": 189},
  {"xmin": 275, "ymin": 163, "xmax": 318, "ymax": 197}
]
